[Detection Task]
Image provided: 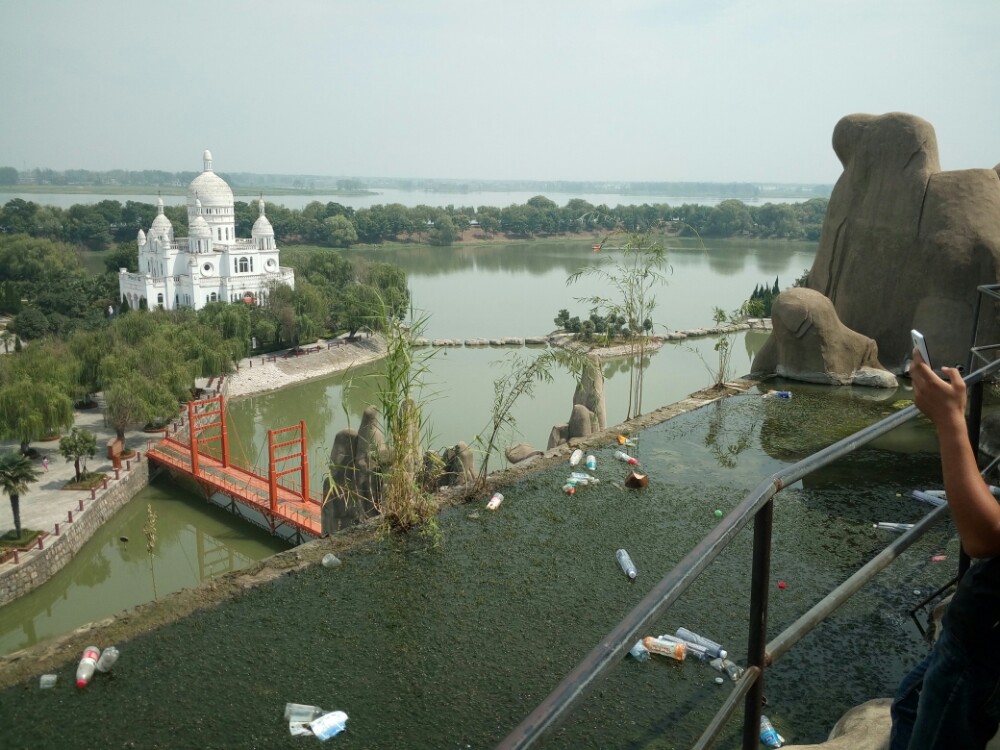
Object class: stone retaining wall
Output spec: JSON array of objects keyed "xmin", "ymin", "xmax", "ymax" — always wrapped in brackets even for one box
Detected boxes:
[{"xmin": 0, "ymin": 460, "xmax": 150, "ymax": 607}]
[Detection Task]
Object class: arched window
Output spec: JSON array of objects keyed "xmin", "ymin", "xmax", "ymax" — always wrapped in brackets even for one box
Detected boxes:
[
  {"xmin": 157, "ymin": 293, "xmax": 164, "ymax": 308},
  {"xmin": 217, "ymin": 228, "xmax": 222, "ymax": 240},
  {"xmin": 210, "ymin": 292, "xmax": 217, "ymax": 302},
  {"xmin": 225, "ymin": 227, "xmax": 229, "ymax": 241},
  {"xmin": 238, "ymin": 257, "xmax": 250, "ymax": 273}
]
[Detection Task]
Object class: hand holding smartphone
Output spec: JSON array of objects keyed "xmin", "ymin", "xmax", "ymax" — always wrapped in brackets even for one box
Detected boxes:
[{"xmin": 911, "ymin": 329, "xmax": 931, "ymax": 368}]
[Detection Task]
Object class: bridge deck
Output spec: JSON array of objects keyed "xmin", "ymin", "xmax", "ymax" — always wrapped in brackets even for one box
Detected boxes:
[{"xmin": 147, "ymin": 436, "xmax": 323, "ymax": 539}]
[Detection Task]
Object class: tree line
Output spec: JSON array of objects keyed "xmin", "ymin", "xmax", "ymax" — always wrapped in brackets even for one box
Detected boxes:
[{"xmin": 0, "ymin": 195, "xmax": 829, "ymax": 253}]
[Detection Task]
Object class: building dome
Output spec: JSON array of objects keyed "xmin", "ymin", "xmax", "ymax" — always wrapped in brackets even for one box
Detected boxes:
[
  {"xmin": 252, "ymin": 198, "xmax": 274, "ymax": 237},
  {"xmin": 189, "ymin": 199, "xmax": 211, "ymax": 238},
  {"xmin": 149, "ymin": 197, "xmax": 173, "ymax": 240},
  {"xmin": 187, "ymin": 149, "xmax": 233, "ymax": 211}
]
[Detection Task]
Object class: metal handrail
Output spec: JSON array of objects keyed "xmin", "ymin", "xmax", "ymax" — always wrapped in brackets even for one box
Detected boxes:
[{"xmin": 496, "ymin": 354, "xmax": 1000, "ymax": 750}]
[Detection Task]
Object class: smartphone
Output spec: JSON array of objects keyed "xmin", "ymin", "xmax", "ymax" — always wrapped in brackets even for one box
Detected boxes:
[{"xmin": 911, "ymin": 329, "xmax": 931, "ymax": 368}]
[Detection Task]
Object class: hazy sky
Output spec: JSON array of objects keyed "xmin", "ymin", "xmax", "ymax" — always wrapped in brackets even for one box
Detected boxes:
[{"xmin": 1, "ymin": 0, "xmax": 997, "ymax": 184}]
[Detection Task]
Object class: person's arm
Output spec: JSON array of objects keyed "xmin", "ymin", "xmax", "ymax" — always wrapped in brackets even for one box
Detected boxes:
[{"xmin": 911, "ymin": 352, "xmax": 1000, "ymax": 558}]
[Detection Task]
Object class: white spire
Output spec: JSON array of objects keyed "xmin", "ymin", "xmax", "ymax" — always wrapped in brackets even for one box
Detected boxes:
[{"xmin": 202, "ymin": 149, "xmax": 213, "ymax": 172}]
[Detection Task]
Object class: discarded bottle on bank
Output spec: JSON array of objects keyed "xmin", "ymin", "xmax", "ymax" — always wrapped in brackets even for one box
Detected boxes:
[
  {"xmin": 76, "ymin": 645, "xmax": 101, "ymax": 688},
  {"xmin": 657, "ymin": 633, "xmax": 713, "ymax": 661},
  {"xmin": 710, "ymin": 657, "xmax": 745, "ymax": 681},
  {"xmin": 486, "ymin": 492, "xmax": 504, "ymax": 510},
  {"xmin": 675, "ymin": 627, "xmax": 728, "ymax": 659},
  {"xmin": 96, "ymin": 645, "xmax": 119, "ymax": 672},
  {"xmin": 585, "ymin": 454, "xmax": 596, "ymax": 471},
  {"xmin": 764, "ymin": 390, "xmax": 792, "ymax": 399},
  {"xmin": 874, "ymin": 522, "xmax": 914, "ymax": 532},
  {"xmin": 643, "ymin": 636, "xmax": 687, "ymax": 661},
  {"xmin": 614, "ymin": 450, "xmax": 639, "ymax": 466},
  {"xmin": 616, "ymin": 548, "xmax": 638, "ymax": 579},
  {"xmin": 628, "ymin": 639, "xmax": 650, "ymax": 662},
  {"xmin": 760, "ymin": 714, "xmax": 785, "ymax": 748},
  {"xmin": 570, "ymin": 448, "xmax": 584, "ymax": 467}
]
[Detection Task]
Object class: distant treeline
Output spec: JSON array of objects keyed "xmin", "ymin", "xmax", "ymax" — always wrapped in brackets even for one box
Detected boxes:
[
  {"xmin": 1, "ymin": 165, "xmax": 831, "ymax": 199},
  {"xmin": 0, "ymin": 195, "xmax": 829, "ymax": 252}
]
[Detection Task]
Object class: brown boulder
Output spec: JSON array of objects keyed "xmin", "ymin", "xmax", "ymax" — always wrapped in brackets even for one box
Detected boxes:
[
  {"xmin": 807, "ymin": 112, "xmax": 1000, "ymax": 371},
  {"xmin": 751, "ymin": 288, "xmax": 896, "ymax": 387}
]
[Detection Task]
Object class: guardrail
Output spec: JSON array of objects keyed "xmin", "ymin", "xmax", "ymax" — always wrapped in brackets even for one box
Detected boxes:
[{"xmin": 497, "ymin": 346, "xmax": 1000, "ymax": 748}]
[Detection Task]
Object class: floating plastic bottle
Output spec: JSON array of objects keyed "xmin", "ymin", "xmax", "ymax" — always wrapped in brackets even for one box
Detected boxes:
[
  {"xmin": 96, "ymin": 645, "xmax": 119, "ymax": 673},
  {"xmin": 911, "ymin": 490, "xmax": 946, "ymax": 507},
  {"xmin": 486, "ymin": 492, "xmax": 504, "ymax": 510},
  {"xmin": 569, "ymin": 472, "xmax": 600, "ymax": 485},
  {"xmin": 39, "ymin": 674, "xmax": 57, "ymax": 689},
  {"xmin": 616, "ymin": 548, "xmax": 638, "ymax": 579},
  {"xmin": 760, "ymin": 715, "xmax": 785, "ymax": 748},
  {"xmin": 310, "ymin": 710, "xmax": 349, "ymax": 740},
  {"xmin": 643, "ymin": 636, "xmax": 686, "ymax": 661},
  {"xmin": 874, "ymin": 521, "xmax": 914, "ymax": 532},
  {"xmin": 710, "ymin": 657, "xmax": 745, "ymax": 681},
  {"xmin": 764, "ymin": 390, "xmax": 792, "ymax": 399},
  {"xmin": 628, "ymin": 639, "xmax": 650, "ymax": 662},
  {"xmin": 614, "ymin": 450, "xmax": 639, "ymax": 466},
  {"xmin": 76, "ymin": 645, "xmax": 100, "ymax": 688},
  {"xmin": 656, "ymin": 633, "xmax": 713, "ymax": 661},
  {"xmin": 285, "ymin": 703, "xmax": 326, "ymax": 722},
  {"xmin": 570, "ymin": 448, "xmax": 583, "ymax": 467},
  {"xmin": 585, "ymin": 454, "xmax": 596, "ymax": 471},
  {"xmin": 675, "ymin": 627, "xmax": 728, "ymax": 659},
  {"xmin": 561, "ymin": 483, "xmax": 576, "ymax": 496}
]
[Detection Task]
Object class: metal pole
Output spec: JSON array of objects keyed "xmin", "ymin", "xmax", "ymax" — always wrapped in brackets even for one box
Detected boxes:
[{"xmin": 742, "ymin": 500, "xmax": 773, "ymax": 749}]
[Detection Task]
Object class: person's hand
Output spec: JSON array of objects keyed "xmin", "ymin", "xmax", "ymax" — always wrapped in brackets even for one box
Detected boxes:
[{"xmin": 910, "ymin": 350, "xmax": 965, "ymax": 428}]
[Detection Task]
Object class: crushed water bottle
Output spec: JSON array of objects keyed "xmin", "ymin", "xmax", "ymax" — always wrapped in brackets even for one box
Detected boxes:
[
  {"xmin": 760, "ymin": 714, "xmax": 785, "ymax": 747},
  {"xmin": 486, "ymin": 492, "xmax": 504, "ymax": 510},
  {"xmin": 616, "ymin": 548, "xmax": 638, "ymax": 579},
  {"xmin": 710, "ymin": 657, "xmax": 745, "ymax": 681},
  {"xmin": 285, "ymin": 703, "xmax": 325, "ymax": 722},
  {"xmin": 310, "ymin": 710, "xmax": 349, "ymax": 740},
  {"xmin": 675, "ymin": 627, "xmax": 728, "ymax": 659},
  {"xmin": 628, "ymin": 639, "xmax": 650, "ymax": 662},
  {"xmin": 96, "ymin": 645, "xmax": 119, "ymax": 672},
  {"xmin": 614, "ymin": 450, "xmax": 639, "ymax": 466}
]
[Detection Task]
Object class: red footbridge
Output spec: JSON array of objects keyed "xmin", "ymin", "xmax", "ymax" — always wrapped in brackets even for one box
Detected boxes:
[{"xmin": 145, "ymin": 395, "xmax": 324, "ymax": 543}]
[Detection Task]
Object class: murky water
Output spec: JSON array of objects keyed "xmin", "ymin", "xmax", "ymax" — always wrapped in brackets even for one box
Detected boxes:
[
  {"xmin": 0, "ymin": 384, "xmax": 962, "ymax": 748},
  {"xmin": 0, "ymin": 478, "xmax": 289, "ymax": 656}
]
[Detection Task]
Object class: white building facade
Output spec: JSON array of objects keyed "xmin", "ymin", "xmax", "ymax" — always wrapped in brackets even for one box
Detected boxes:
[{"xmin": 118, "ymin": 150, "xmax": 295, "ymax": 311}]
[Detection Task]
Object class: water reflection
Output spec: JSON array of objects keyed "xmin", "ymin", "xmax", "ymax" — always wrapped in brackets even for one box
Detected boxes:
[{"xmin": 0, "ymin": 479, "xmax": 288, "ymax": 656}]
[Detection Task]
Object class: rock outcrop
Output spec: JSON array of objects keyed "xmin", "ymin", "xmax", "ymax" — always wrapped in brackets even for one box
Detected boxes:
[
  {"xmin": 806, "ymin": 111, "xmax": 1000, "ymax": 371},
  {"xmin": 751, "ymin": 287, "xmax": 897, "ymax": 388}
]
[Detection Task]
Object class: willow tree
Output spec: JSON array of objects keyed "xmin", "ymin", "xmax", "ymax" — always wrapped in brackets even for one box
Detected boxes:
[
  {"xmin": 103, "ymin": 371, "xmax": 179, "ymax": 441},
  {"xmin": 0, "ymin": 380, "xmax": 74, "ymax": 453}
]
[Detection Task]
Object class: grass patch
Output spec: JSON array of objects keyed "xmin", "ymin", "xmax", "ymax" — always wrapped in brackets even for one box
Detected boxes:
[
  {"xmin": 0, "ymin": 529, "xmax": 43, "ymax": 550},
  {"xmin": 63, "ymin": 472, "xmax": 107, "ymax": 491}
]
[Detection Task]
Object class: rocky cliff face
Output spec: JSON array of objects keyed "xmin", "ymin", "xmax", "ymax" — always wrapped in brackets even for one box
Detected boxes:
[{"xmin": 807, "ymin": 112, "xmax": 1000, "ymax": 371}]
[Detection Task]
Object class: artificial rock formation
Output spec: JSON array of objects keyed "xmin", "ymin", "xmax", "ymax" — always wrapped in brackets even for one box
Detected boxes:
[
  {"xmin": 806, "ymin": 112, "xmax": 1000, "ymax": 372},
  {"xmin": 751, "ymin": 287, "xmax": 897, "ymax": 388},
  {"xmin": 547, "ymin": 354, "xmax": 608, "ymax": 450}
]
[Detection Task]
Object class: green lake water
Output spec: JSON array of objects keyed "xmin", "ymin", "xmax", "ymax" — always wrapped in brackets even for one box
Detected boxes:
[{"xmin": 0, "ymin": 383, "xmax": 961, "ymax": 749}]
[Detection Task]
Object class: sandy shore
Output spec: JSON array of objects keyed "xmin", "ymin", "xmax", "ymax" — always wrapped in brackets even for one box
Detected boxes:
[{"xmin": 222, "ymin": 336, "xmax": 388, "ymax": 399}]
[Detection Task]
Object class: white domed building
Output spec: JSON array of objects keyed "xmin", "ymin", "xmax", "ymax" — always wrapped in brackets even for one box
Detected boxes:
[{"xmin": 118, "ymin": 150, "xmax": 294, "ymax": 311}]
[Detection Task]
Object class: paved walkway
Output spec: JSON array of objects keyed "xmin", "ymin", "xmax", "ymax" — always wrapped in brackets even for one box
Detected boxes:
[{"xmin": 0, "ymin": 396, "xmax": 183, "ymax": 558}]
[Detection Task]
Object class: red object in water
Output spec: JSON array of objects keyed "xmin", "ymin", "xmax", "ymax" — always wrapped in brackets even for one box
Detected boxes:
[{"xmin": 777, "ymin": 581, "xmax": 787, "ymax": 589}]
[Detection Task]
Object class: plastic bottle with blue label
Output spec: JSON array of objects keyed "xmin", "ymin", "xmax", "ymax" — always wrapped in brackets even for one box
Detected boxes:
[
  {"xmin": 585, "ymin": 454, "xmax": 596, "ymax": 471},
  {"xmin": 674, "ymin": 627, "xmax": 728, "ymax": 659},
  {"xmin": 760, "ymin": 715, "xmax": 785, "ymax": 747}
]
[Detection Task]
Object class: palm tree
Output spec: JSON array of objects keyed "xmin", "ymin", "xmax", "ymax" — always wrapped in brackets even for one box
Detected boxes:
[{"xmin": 0, "ymin": 451, "xmax": 39, "ymax": 539}]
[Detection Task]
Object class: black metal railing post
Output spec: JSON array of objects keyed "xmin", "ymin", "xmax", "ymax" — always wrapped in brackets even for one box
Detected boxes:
[{"xmin": 742, "ymin": 498, "xmax": 774, "ymax": 748}]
